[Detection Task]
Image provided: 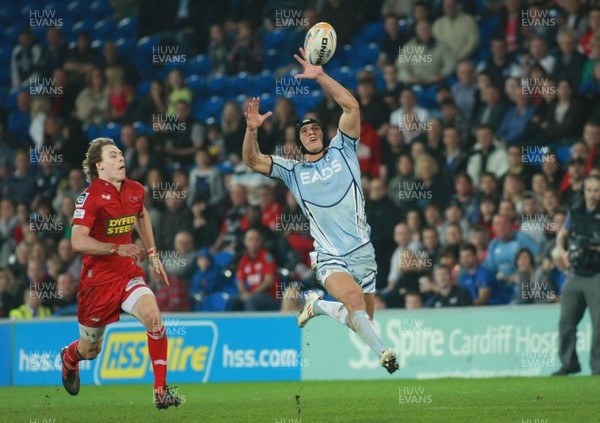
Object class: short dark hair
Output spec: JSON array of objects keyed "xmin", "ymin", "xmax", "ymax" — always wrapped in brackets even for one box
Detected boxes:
[{"xmin": 459, "ymin": 242, "xmax": 477, "ymax": 255}]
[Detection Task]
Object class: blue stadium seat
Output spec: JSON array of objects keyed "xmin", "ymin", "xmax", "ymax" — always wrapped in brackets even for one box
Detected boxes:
[
  {"xmin": 259, "ymin": 93, "xmax": 275, "ymax": 113},
  {"xmin": 192, "ymin": 98, "xmax": 206, "ymax": 121},
  {"xmin": 116, "ymin": 17, "xmax": 138, "ymax": 40},
  {"xmin": 305, "ymin": 90, "xmax": 323, "ymax": 111},
  {"xmin": 92, "ymin": 18, "xmax": 117, "ymax": 40},
  {"xmin": 253, "ymin": 70, "xmax": 275, "ymax": 94},
  {"xmin": 556, "ymin": 146, "xmax": 571, "ymax": 166},
  {"xmin": 91, "ymin": 39, "xmax": 104, "ymax": 50},
  {"xmin": 0, "ymin": 46, "xmax": 11, "ymax": 65},
  {"xmin": 67, "ymin": 1, "xmax": 88, "ymax": 21},
  {"xmin": 97, "ymin": 123, "xmax": 122, "ymax": 146},
  {"xmin": 264, "ymin": 48, "xmax": 284, "ymax": 71},
  {"xmin": 90, "ymin": 0, "xmax": 112, "ymax": 18},
  {"xmin": 5, "ymin": 26, "xmax": 22, "ymax": 44},
  {"xmin": 205, "ymin": 73, "xmax": 228, "ymax": 96},
  {"xmin": 357, "ymin": 43, "xmax": 380, "ymax": 67},
  {"xmin": 132, "ymin": 121, "xmax": 153, "ymax": 135},
  {"xmin": 359, "ymin": 21, "xmax": 385, "ymax": 44},
  {"xmin": 115, "ymin": 37, "xmax": 135, "ymax": 56},
  {"xmin": 231, "ymin": 72, "xmax": 252, "ymax": 96},
  {"xmin": 203, "ymin": 96, "xmax": 226, "ymax": 121},
  {"xmin": 329, "ymin": 66, "xmax": 355, "ymax": 89},
  {"xmin": 200, "ymin": 293, "xmax": 231, "ymax": 312},
  {"xmin": 135, "ymin": 36, "xmax": 160, "ymax": 78},
  {"xmin": 71, "ymin": 20, "xmax": 94, "ymax": 36},
  {"xmin": 213, "ymin": 251, "xmax": 234, "ymax": 269},
  {"xmin": 185, "ymin": 75, "xmax": 206, "ymax": 95},
  {"xmin": 83, "ymin": 124, "xmax": 98, "ymax": 141},
  {"xmin": 262, "ymin": 29, "xmax": 290, "ymax": 51},
  {"xmin": 188, "ymin": 54, "xmax": 212, "ymax": 76}
]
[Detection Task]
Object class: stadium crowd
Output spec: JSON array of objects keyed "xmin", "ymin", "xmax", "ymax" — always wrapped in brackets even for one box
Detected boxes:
[{"xmin": 1, "ymin": 0, "xmax": 600, "ymax": 318}]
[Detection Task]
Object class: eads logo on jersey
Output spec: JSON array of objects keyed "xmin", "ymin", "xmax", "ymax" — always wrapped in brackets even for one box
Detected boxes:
[
  {"xmin": 105, "ymin": 215, "xmax": 136, "ymax": 235},
  {"xmin": 96, "ymin": 321, "xmax": 218, "ymax": 384}
]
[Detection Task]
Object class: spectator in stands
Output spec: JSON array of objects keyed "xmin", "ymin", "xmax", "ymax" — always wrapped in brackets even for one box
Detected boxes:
[
  {"xmin": 242, "ymin": 205, "xmax": 278, "ymax": 260},
  {"xmin": 222, "ymin": 101, "xmax": 246, "ymax": 161},
  {"xmin": 52, "ymin": 168, "xmax": 86, "ymax": 213},
  {"xmin": 414, "ymin": 154, "xmax": 448, "ymax": 210},
  {"xmin": 579, "ymin": 8, "xmax": 600, "ymax": 58},
  {"xmin": 120, "ymin": 124, "xmax": 137, "ymax": 165},
  {"xmin": 266, "ymin": 98, "xmax": 298, "ymax": 154},
  {"xmin": 39, "ymin": 28, "xmax": 67, "ymax": 78},
  {"xmin": 520, "ymin": 36, "xmax": 556, "ymax": 77},
  {"xmin": 226, "ymin": 20, "xmax": 262, "ymax": 75},
  {"xmin": 75, "ymin": 67, "xmax": 110, "ymax": 126},
  {"xmin": 451, "ymin": 173, "xmax": 479, "ymax": 223},
  {"xmin": 378, "ymin": 14, "xmax": 407, "ymax": 66},
  {"xmin": 63, "ymin": 31, "xmax": 103, "ymax": 87},
  {"xmin": 256, "ymin": 185, "xmax": 282, "ymax": 232},
  {"xmin": 10, "ymin": 28, "xmax": 42, "ymax": 89},
  {"xmin": 0, "ymin": 268, "xmax": 24, "ymax": 318},
  {"xmin": 476, "ymin": 38, "xmax": 520, "ymax": 88},
  {"xmin": 432, "ymin": 0, "xmax": 479, "ymax": 63},
  {"xmin": 124, "ymin": 79, "xmax": 167, "ymax": 123},
  {"xmin": 498, "ymin": 0, "xmax": 525, "ymax": 54},
  {"xmin": 208, "ymin": 23, "xmax": 230, "ymax": 75},
  {"xmin": 357, "ymin": 70, "xmax": 390, "ymax": 138},
  {"xmin": 191, "ymin": 194, "xmax": 221, "ymax": 249},
  {"xmin": 189, "ymin": 248, "xmax": 227, "ymax": 312},
  {"xmin": 9, "ymin": 287, "xmax": 51, "ymax": 319},
  {"xmin": 149, "ymin": 268, "xmax": 191, "ymax": 312},
  {"xmin": 540, "ymin": 151, "xmax": 565, "ymax": 191},
  {"xmin": 384, "ymin": 223, "xmax": 423, "ymax": 295},
  {"xmin": 163, "ymin": 100, "xmax": 203, "ymax": 166},
  {"xmin": 101, "ymin": 40, "xmax": 139, "ymax": 87},
  {"xmin": 560, "ymin": 0, "xmax": 588, "ymax": 39},
  {"xmin": 57, "ymin": 238, "xmax": 82, "ymax": 280},
  {"xmin": 319, "ymin": 0, "xmax": 359, "ymax": 46},
  {"xmin": 438, "ymin": 99, "xmax": 469, "ymax": 142},
  {"xmin": 128, "ymin": 134, "xmax": 161, "ymax": 183},
  {"xmin": 188, "ymin": 149, "xmax": 226, "ymax": 207},
  {"xmin": 541, "ymin": 189, "xmax": 562, "ymax": 220},
  {"xmin": 52, "ymin": 273, "xmax": 78, "ymax": 315},
  {"xmin": 163, "ymin": 230, "xmax": 196, "ymax": 285},
  {"xmin": 532, "ymin": 172, "xmax": 550, "ymax": 199},
  {"xmin": 458, "ymin": 242, "xmax": 495, "ymax": 305},
  {"xmin": 213, "ymin": 184, "xmax": 248, "ymax": 252},
  {"xmin": 57, "ymin": 196, "xmax": 75, "ymax": 240},
  {"xmin": 471, "ymin": 84, "xmax": 507, "ymax": 134},
  {"xmin": 561, "ymin": 157, "xmax": 586, "ymax": 205},
  {"xmin": 467, "ymin": 125, "xmax": 509, "ymax": 185},
  {"xmin": 232, "ymin": 229, "xmax": 278, "ymax": 311},
  {"xmin": 553, "ymin": 29, "xmax": 586, "ymax": 90},
  {"xmin": 0, "ymin": 198, "xmax": 19, "ymax": 249},
  {"xmin": 511, "ymin": 248, "xmax": 558, "ymax": 304},
  {"xmin": 105, "ymin": 65, "xmax": 133, "ymax": 120},
  {"xmin": 390, "ymin": 88, "xmax": 430, "ymax": 141},
  {"xmin": 496, "ymin": 90, "xmax": 536, "ymax": 146},
  {"xmin": 397, "ymin": 21, "xmax": 455, "ymax": 86},
  {"xmin": 421, "ymin": 225, "xmax": 442, "ymax": 264},
  {"xmin": 381, "ymin": 63, "xmax": 402, "ymax": 112},
  {"xmin": 33, "ymin": 149, "xmax": 63, "ymax": 204},
  {"xmin": 404, "ymin": 291, "xmax": 423, "ymax": 309},
  {"xmin": 367, "ymin": 178, "xmax": 400, "ymax": 289},
  {"xmin": 358, "ymin": 121, "xmax": 382, "ymax": 178},
  {"xmin": 582, "ymin": 34, "xmax": 600, "ymax": 87},
  {"xmin": 3, "ymin": 149, "xmax": 36, "ymax": 206},
  {"xmin": 156, "ymin": 190, "xmax": 194, "ymax": 251},
  {"xmin": 425, "ymin": 265, "xmax": 473, "ymax": 307},
  {"xmin": 502, "ymin": 174, "xmax": 526, "ymax": 213},
  {"xmin": 49, "ymin": 68, "xmax": 77, "ymax": 120},
  {"xmin": 503, "ymin": 145, "xmax": 535, "ymax": 190},
  {"xmin": 484, "ymin": 213, "xmax": 541, "ymax": 303},
  {"xmin": 451, "ymin": 61, "xmax": 478, "ymax": 121},
  {"xmin": 7, "ymin": 91, "xmax": 32, "ymax": 146},
  {"xmin": 380, "ymin": 126, "xmax": 405, "ymax": 180},
  {"xmin": 165, "ymin": 69, "xmax": 192, "ymax": 116},
  {"xmin": 538, "ymin": 79, "xmax": 585, "ymax": 144},
  {"xmin": 580, "ymin": 62, "xmax": 600, "ymax": 110}
]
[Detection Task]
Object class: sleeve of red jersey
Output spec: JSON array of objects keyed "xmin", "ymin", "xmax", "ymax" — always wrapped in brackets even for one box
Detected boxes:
[
  {"xmin": 71, "ymin": 191, "xmax": 97, "ymax": 228},
  {"xmin": 263, "ymin": 251, "xmax": 277, "ymax": 275}
]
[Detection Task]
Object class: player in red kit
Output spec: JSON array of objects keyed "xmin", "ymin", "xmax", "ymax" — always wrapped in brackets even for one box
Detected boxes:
[{"xmin": 60, "ymin": 137, "xmax": 181, "ymax": 410}]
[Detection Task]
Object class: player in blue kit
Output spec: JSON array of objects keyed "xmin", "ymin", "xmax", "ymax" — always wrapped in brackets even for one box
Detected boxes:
[{"xmin": 242, "ymin": 47, "xmax": 398, "ymax": 374}]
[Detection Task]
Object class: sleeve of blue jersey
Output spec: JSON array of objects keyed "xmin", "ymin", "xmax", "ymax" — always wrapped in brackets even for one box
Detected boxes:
[
  {"xmin": 330, "ymin": 129, "xmax": 359, "ymax": 154},
  {"xmin": 269, "ymin": 155, "xmax": 296, "ymax": 186}
]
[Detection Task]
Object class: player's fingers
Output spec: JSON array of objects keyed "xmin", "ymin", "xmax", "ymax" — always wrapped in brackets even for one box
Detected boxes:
[
  {"xmin": 299, "ymin": 47, "xmax": 307, "ymax": 60},
  {"xmin": 293, "ymin": 54, "xmax": 304, "ymax": 65},
  {"xmin": 262, "ymin": 111, "xmax": 273, "ymax": 119},
  {"xmin": 159, "ymin": 265, "xmax": 169, "ymax": 286}
]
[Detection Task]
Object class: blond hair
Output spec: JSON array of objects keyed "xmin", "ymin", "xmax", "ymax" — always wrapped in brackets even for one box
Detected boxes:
[{"xmin": 82, "ymin": 138, "xmax": 116, "ymax": 183}]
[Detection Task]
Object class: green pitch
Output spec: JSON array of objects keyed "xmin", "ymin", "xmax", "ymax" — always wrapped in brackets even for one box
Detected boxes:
[{"xmin": 1, "ymin": 377, "xmax": 598, "ymax": 423}]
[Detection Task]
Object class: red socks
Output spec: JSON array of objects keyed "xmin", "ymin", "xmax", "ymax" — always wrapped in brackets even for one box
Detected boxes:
[
  {"xmin": 147, "ymin": 326, "xmax": 167, "ymax": 389},
  {"xmin": 64, "ymin": 340, "xmax": 83, "ymax": 370}
]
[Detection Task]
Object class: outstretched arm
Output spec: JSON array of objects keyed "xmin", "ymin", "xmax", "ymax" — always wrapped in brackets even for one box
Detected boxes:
[
  {"xmin": 242, "ymin": 97, "xmax": 273, "ymax": 176},
  {"xmin": 294, "ymin": 47, "xmax": 360, "ymax": 138}
]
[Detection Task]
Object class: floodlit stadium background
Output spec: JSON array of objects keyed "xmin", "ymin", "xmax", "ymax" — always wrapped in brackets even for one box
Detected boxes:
[{"xmin": 1, "ymin": 0, "xmax": 599, "ymax": 394}]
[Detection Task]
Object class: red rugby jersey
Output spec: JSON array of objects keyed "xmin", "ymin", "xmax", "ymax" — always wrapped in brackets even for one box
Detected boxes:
[{"xmin": 71, "ymin": 177, "xmax": 146, "ymax": 286}]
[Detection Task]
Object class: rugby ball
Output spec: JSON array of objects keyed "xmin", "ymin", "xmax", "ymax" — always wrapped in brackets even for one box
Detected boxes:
[{"xmin": 303, "ymin": 22, "xmax": 337, "ymax": 66}]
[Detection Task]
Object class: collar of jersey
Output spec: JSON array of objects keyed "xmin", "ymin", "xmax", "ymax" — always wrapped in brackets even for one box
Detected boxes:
[{"xmin": 301, "ymin": 148, "xmax": 329, "ymax": 166}]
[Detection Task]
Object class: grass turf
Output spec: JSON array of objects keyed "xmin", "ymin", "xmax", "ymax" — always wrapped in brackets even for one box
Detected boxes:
[{"xmin": 1, "ymin": 377, "xmax": 598, "ymax": 423}]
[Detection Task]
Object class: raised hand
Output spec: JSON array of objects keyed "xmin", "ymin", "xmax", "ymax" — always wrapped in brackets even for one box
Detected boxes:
[
  {"xmin": 294, "ymin": 47, "xmax": 324, "ymax": 80},
  {"xmin": 244, "ymin": 97, "xmax": 272, "ymax": 131}
]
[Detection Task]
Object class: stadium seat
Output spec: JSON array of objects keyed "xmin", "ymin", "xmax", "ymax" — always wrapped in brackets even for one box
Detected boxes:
[
  {"xmin": 305, "ymin": 90, "xmax": 323, "ymax": 111},
  {"xmin": 92, "ymin": 18, "xmax": 117, "ymax": 40},
  {"xmin": 357, "ymin": 43, "xmax": 380, "ymax": 67},
  {"xmin": 97, "ymin": 123, "xmax": 122, "ymax": 146},
  {"xmin": 132, "ymin": 121, "xmax": 153, "ymax": 135},
  {"xmin": 556, "ymin": 146, "xmax": 571, "ymax": 166},
  {"xmin": 231, "ymin": 72, "xmax": 254, "ymax": 96},
  {"xmin": 200, "ymin": 293, "xmax": 231, "ymax": 312},
  {"xmin": 67, "ymin": 1, "xmax": 88, "ymax": 21},
  {"xmin": 83, "ymin": 124, "xmax": 98, "ymax": 141},
  {"xmin": 90, "ymin": 0, "xmax": 112, "ymax": 18},
  {"xmin": 116, "ymin": 17, "xmax": 138, "ymax": 40},
  {"xmin": 135, "ymin": 36, "xmax": 160, "ymax": 78},
  {"xmin": 203, "ymin": 96, "xmax": 226, "ymax": 121},
  {"xmin": 185, "ymin": 75, "xmax": 206, "ymax": 95},
  {"xmin": 262, "ymin": 29, "xmax": 290, "ymax": 51},
  {"xmin": 253, "ymin": 70, "xmax": 275, "ymax": 95},
  {"xmin": 71, "ymin": 20, "xmax": 94, "ymax": 36},
  {"xmin": 192, "ymin": 98, "xmax": 206, "ymax": 121},
  {"xmin": 259, "ymin": 93, "xmax": 275, "ymax": 113},
  {"xmin": 359, "ymin": 21, "xmax": 385, "ymax": 44},
  {"xmin": 0, "ymin": 46, "xmax": 11, "ymax": 65},
  {"xmin": 188, "ymin": 54, "xmax": 212, "ymax": 77},
  {"xmin": 205, "ymin": 73, "xmax": 228, "ymax": 96},
  {"xmin": 264, "ymin": 48, "xmax": 280, "ymax": 71},
  {"xmin": 4, "ymin": 26, "xmax": 22, "ymax": 44},
  {"xmin": 213, "ymin": 251, "xmax": 234, "ymax": 269},
  {"xmin": 115, "ymin": 37, "xmax": 135, "ymax": 56}
]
